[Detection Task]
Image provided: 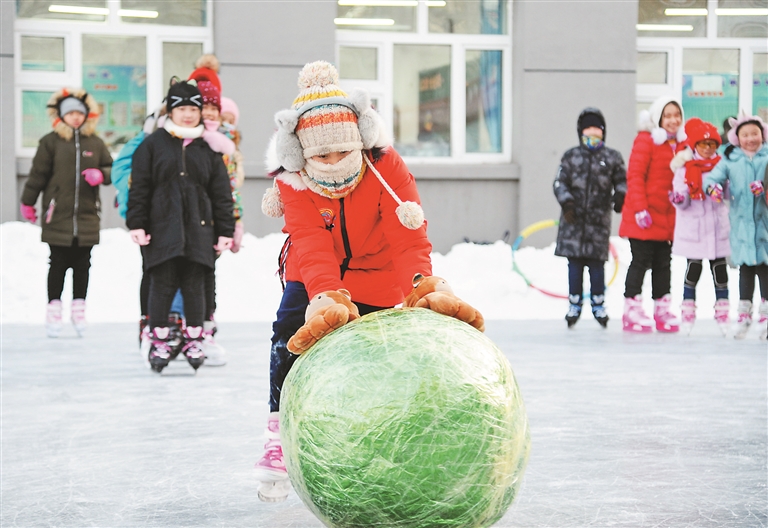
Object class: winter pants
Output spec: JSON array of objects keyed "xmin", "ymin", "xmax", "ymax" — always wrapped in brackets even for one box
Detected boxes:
[
  {"xmin": 624, "ymin": 239, "xmax": 672, "ymax": 300},
  {"xmin": 739, "ymin": 264, "xmax": 768, "ymax": 301},
  {"xmin": 269, "ymin": 281, "xmax": 389, "ymax": 413},
  {"xmin": 140, "ymin": 268, "xmax": 150, "ymax": 316},
  {"xmin": 567, "ymin": 258, "xmax": 605, "ymax": 306},
  {"xmin": 48, "ymin": 239, "xmax": 93, "ymax": 302},
  {"xmin": 167, "ymin": 258, "xmax": 217, "ymax": 321},
  {"xmin": 148, "ymin": 257, "xmax": 207, "ymax": 329},
  {"xmin": 683, "ymin": 258, "xmax": 728, "ymax": 300}
]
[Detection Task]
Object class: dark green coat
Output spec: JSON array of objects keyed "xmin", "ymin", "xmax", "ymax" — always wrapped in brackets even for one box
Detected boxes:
[{"xmin": 21, "ymin": 130, "xmax": 113, "ymax": 247}]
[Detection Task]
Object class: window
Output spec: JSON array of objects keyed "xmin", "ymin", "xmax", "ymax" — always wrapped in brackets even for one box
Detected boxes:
[
  {"xmin": 21, "ymin": 36, "xmax": 65, "ymax": 71},
  {"xmin": 682, "ymin": 49, "xmax": 739, "ymax": 128},
  {"xmin": 18, "ymin": 1, "xmax": 108, "ymax": 22},
  {"xmin": 717, "ymin": 0, "xmax": 768, "ymax": 38},
  {"xmin": 336, "ymin": 0, "xmax": 511, "ymax": 162},
  {"xmin": 120, "ymin": 0, "xmax": 207, "ymax": 27},
  {"xmin": 163, "ymin": 42, "xmax": 204, "ymax": 89},
  {"xmin": 22, "ymin": 90, "xmax": 55, "ymax": 148},
  {"xmin": 637, "ymin": 0, "xmax": 707, "ymax": 37},
  {"xmin": 754, "ymin": 53, "xmax": 768, "ymax": 119},
  {"xmin": 637, "ymin": 52, "xmax": 668, "ymax": 84}
]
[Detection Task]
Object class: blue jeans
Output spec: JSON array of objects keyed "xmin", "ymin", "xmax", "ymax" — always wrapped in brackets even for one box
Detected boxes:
[
  {"xmin": 269, "ymin": 281, "xmax": 388, "ymax": 412},
  {"xmin": 568, "ymin": 258, "xmax": 605, "ymax": 305}
]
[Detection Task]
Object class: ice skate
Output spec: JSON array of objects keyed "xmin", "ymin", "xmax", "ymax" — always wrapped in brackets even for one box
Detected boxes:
[
  {"xmin": 202, "ymin": 320, "xmax": 227, "ymax": 367},
  {"xmin": 138, "ymin": 315, "xmax": 148, "ymax": 347},
  {"xmin": 654, "ymin": 294, "xmax": 680, "ymax": 333},
  {"xmin": 713, "ymin": 299, "xmax": 729, "ymax": 337},
  {"xmin": 46, "ymin": 300, "xmax": 63, "ymax": 338},
  {"xmin": 181, "ymin": 326, "xmax": 205, "ymax": 370},
  {"xmin": 71, "ymin": 299, "xmax": 87, "ymax": 337},
  {"xmin": 622, "ymin": 295, "xmax": 653, "ymax": 333},
  {"xmin": 680, "ymin": 299, "xmax": 696, "ymax": 336},
  {"xmin": 139, "ymin": 326, "xmax": 151, "ymax": 361},
  {"xmin": 167, "ymin": 312, "xmax": 185, "ymax": 360},
  {"xmin": 565, "ymin": 303, "xmax": 582, "ymax": 328},
  {"xmin": 734, "ymin": 300, "xmax": 753, "ymax": 340},
  {"xmin": 148, "ymin": 327, "xmax": 173, "ymax": 373},
  {"xmin": 591, "ymin": 299, "xmax": 609, "ymax": 328},
  {"xmin": 255, "ymin": 412, "xmax": 291, "ymax": 502},
  {"xmin": 758, "ymin": 299, "xmax": 768, "ymax": 341}
]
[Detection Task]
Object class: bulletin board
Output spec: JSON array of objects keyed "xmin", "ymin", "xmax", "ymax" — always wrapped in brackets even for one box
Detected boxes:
[{"xmin": 682, "ymin": 73, "xmax": 739, "ymax": 128}]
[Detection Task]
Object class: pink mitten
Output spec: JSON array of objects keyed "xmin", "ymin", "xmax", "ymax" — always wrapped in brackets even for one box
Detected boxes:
[
  {"xmin": 668, "ymin": 191, "xmax": 685, "ymax": 205},
  {"xmin": 20, "ymin": 204, "xmax": 37, "ymax": 223},
  {"xmin": 634, "ymin": 210, "xmax": 652, "ymax": 229},
  {"xmin": 706, "ymin": 184, "xmax": 724, "ymax": 203},
  {"xmin": 750, "ymin": 180, "xmax": 764, "ymax": 196},
  {"xmin": 231, "ymin": 221, "xmax": 244, "ymax": 253},
  {"xmin": 82, "ymin": 168, "xmax": 104, "ymax": 186}
]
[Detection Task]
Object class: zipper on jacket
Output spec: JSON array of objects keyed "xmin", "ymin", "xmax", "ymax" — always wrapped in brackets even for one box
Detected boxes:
[
  {"xmin": 339, "ymin": 198, "xmax": 352, "ymax": 279},
  {"xmin": 579, "ymin": 150, "xmax": 594, "ymax": 252},
  {"xmin": 73, "ymin": 129, "xmax": 81, "ymax": 238},
  {"xmin": 180, "ymin": 142, "xmax": 188, "ymax": 242}
]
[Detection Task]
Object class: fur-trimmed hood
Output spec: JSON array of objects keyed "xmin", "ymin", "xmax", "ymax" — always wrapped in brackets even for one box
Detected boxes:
[
  {"xmin": 638, "ymin": 94, "xmax": 686, "ymax": 146},
  {"xmin": 47, "ymin": 87, "xmax": 100, "ymax": 140}
]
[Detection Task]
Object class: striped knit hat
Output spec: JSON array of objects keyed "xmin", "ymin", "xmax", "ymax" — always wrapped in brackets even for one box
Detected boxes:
[{"xmin": 292, "ymin": 61, "xmax": 363, "ymax": 158}]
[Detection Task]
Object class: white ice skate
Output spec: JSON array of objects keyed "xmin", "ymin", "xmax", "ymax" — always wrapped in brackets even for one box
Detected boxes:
[
  {"xmin": 255, "ymin": 412, "xmax": 291, "ymax": 502},
  {"xmin": 758, "ymin": 299, "xmax": 768, "ymax": 341},
  {"xmin": 734, "ymin": 300, "xmax": 753, "ymax": 340},
  {"xmin": 680, "ymin": 299, "xmax": 695, "ymax": 336},
  {"xmin": 202, "ymin": 321, "xmax": 227, "ymax": 367},
  {"xmin": 713, "ymin": 299, "xmax": 730, "ymax": 337},
  {"xmin": 46, "ymin": 300, "xmax": 63, "ymax": 338}
]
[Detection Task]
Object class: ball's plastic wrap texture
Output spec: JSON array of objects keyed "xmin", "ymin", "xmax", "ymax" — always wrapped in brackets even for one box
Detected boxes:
[{"xmin": 281, "ymin": 308, "xmax": 530, "ymax": 528}]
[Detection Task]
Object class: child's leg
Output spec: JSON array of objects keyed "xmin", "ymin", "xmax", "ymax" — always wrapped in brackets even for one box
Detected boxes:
[
  {"xmin": 69, "ymin": 239, "xmax": 93, "ymax": 300},
  {"xmin": 269, "ymin": 281, "xmax": 309, "ymax": 413},
  {"xmin": 178, "ymin": 260, "xmax": 206, "ymax": 328},
  {"xmin": 756, "ymin": 264, "xmax": 768, "ymax": 300},
  {"xmin": 650, "ymin": 241, "xmax": 672, "ymax": 300},
  {"xmin": 587, "ymin": 259, "xmax": 605, "ymax": 305},
  {"xmin": 624, "ymin": 239, "xmax": 653, "ymax": 298},
  {"xmin": 709, "ymin": 258, "xmax": 729, "ymax": 299},
  {"xmin": 567, "ymin": 258, "xmax": 586, "ymax": 305},
  {"xmin": 739, "ymin": 265, "xmax": 757, "ymax": 301},
  {"xmin": 47, "ymin": 244, "xmax": 70, "ymax": 302},
  {"xmin": 204, "ymin": 266, "xmax": 216, "ymax": 321},
  {"xmin": 148, "ymin": 259, "xmax": 180, "ymax": 328},
  {"xmin": 683, "ymin": 259, "xmax": 703, "ymax": 300},
  {"xmin": 139, "ymin": 268, "xmax": 150, "ymax": 316}
]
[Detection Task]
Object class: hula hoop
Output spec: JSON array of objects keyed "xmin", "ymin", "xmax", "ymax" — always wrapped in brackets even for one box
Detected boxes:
[{"xmin": 511, "ymin": 219, "xmax": 620, "ymax": 300}]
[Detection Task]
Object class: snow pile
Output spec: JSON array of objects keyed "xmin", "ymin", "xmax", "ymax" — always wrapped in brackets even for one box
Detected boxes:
[{"xmin": 1, "ymin": 221, "xmax": 741, "ymax": 324}]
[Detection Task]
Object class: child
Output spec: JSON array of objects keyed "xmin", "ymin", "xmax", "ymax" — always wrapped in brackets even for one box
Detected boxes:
[
  {"xmin": 220, "ymin": 96, "xmax": 246, "ymax": 253},
  {"xmin": 126, "ymin": 80, "xmax": 234, "ymax": 372},
  {"xmin": 619, "ymin": 94, "xmax": 685, "ymax": 333},
  {"xmin": 254, "ymin": 61, "xmax": 483, "ymax": 501},
  {"xmin": 704, "ymin": 113, "xmax": 768, "ymax": 340},
  {"xmin": 669, "ymin": 118, "xmax": 730, "ymax": 336},
  {"xmin": 553, "ymin": 107, "xmax": 627, "ymax": 328},
  {"xmin": 20, "ymin": 88, "xmax": 113, "ymax": 338}
]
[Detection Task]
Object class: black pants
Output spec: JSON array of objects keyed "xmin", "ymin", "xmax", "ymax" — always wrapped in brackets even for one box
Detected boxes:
[
  {"xmin": 624, "ymin": 239, "xmax": 672, "ymax": 300},
  {"xmin": 148, "ymin": 258, "xmax": 207, "ymax": 328},
  {"xmin": 739, "ymin": 264, "xmax": 768, "ymax": 301},
  {"xmin": 269, "ymin": 281, "xmax": 388, "ymax": 413},
  {"xmin": 140, "ymin": 269, "xmax": 150, "ymax": 316},
  {"xmin": 48, "ymin": 239, "xmax": 93, "ymax": 302}
]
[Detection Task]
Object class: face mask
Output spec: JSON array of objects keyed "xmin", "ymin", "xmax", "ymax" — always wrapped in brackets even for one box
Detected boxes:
[
  {"xmin": 301, "ymin": 150, "xmax": 365, "ymax": 199},
  {"xmin": 581, "ymin": 135, "xmax": 604, "ymax": 151}
]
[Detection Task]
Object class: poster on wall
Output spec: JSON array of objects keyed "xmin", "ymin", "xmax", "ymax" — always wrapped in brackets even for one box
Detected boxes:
[
  {"xmin": 416, "ymin": 64, "xmax": 451, "ymax": 157},
  {"xmin": 754, "ymin": 74, "xmax": 768, "ymax": 122},
  {"xmin": 682, "ymin": 74, "xmax": 738, "ymax": 132},
  {"xmin": 83, "ymin": 65, "xmax": 146, "ymax": 150}
]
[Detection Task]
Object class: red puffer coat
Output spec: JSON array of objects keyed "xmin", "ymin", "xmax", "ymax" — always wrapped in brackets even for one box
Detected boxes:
[
  {"xmin": 619, "ymin": 131, "xmax": 682, "ymax": 241},
  {"xmin": 277, "ymin": 148, "xmax": 433, "ymax": 307}
]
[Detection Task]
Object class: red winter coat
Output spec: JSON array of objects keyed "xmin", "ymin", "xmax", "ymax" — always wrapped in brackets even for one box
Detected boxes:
[
  {"xmin": 278, "ymin": 148, "xmax": 432, "ymax": 307},
  {"xmin": 619, "ymin": 131, "xmax": 682, "ymax": 241}
]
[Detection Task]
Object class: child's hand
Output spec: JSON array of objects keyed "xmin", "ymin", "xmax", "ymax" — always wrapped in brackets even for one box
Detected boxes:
[
  {"xmin": 214, "ymin": 236, "xmax": 233, "ymax": 252},
  {"xmin": 20, "ymin": 204, "xmax": 37, "ymax": 223},
  {"xmin": 634, "ymin": 210, "xmax": 652, "ymax": 229},
  {"xmin": 668, "ymin": 191, "xmax": 685, "ymax": 205},
  {"xmin": 750, "ymin": 180, "xmax": 764, "ymax": 196},
  {"xmin": 706, "ymin": 184, "xmax": 724, "ymax": 203},
  {"xmin": 561, "ymin": 202, "xmax": 577, "ymax": 224},
  {"xmin": 82, "ymin": 168, "xmax": 104, "ymax": 186},
  {"xmin": 130, "ymin": 229, "xmax": 151, "ymax": 246},
  {"xmin": 231, "ymin": 222, "xmax": 244, "ymax": 253}
]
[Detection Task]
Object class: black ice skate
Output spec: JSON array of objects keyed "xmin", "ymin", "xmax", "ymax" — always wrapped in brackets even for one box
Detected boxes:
[
  {"xmin": 148, "ymin": 327, "xmax": 173, "ymax": 373},
  {"xmin": 565, "ymin": 304, "xmax": 582, "ymax": 328},
  {"xmin": 592, "ymin": 304, "xmax": 609, "ymax": 328},
  {"xmin": 167, "ymin": 312, "xmax": 185, "ymax": 360},
  {"xmin": 181, "ymin": 326, "xmax": 205, "ymax": 370}
]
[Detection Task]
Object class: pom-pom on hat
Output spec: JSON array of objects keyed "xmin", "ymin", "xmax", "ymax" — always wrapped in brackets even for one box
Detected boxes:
[
  {"xmin": 197, "ymin": 80, "xmax": 221, "ymax": 111},
  {"xmin": 638, "ymin": 94, "xmax": 686, "ymax": 145},
  {"xmin": 684, "ymin": 117, "xmax": 721, "ymax": 149},
  {"xmin": 189, "ymin": 54, "xmax": 222, "ymax": 94},
  {"xmin": 727, "ymin": 110, "xmax": 768, "ymax": 147},
  {"xmin": 166, "ymin": 79, "xmax": 202, "ymax": 113},
  {"xmin": 221, "ymin": 96, "xmax": 239, "ymax": 125}
]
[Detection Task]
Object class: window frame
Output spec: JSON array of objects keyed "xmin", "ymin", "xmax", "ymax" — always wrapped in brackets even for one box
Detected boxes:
[
  {"xmin": 335, "ymin": 1, "xmax": 513, "ymax": 164},
  {"xmin": 14, "ymin": 0, "xmax": 213, "ymax": 157}
]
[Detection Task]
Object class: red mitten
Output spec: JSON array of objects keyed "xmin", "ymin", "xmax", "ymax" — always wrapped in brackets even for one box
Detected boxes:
[
  {"xmin": 403, "ymin": 274, "xmax": 485, "ymax": 332},
  {"xmin": 287, "ymin": 289, "xmax": 361, "ymax": 354}
]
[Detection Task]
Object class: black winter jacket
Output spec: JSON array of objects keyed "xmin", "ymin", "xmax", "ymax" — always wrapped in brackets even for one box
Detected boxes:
[
  {"xmin": 553, "ymin": 144, "xmax": 627, "ymax": 261},
  {"xmin": 126, "ymin": 129, "xmax": 234, "ymax": 270}
]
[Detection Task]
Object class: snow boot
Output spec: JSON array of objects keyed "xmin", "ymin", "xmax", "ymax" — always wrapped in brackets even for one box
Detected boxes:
[
  {"xmin": 622, "ymin": 295, "xmax": 653, "ymax": 333},
  {"xmin": 680, "ymin": 299, "xmax": 696, "ymax": 336},
  {"xmin": 565, "ymin": 303, "xmax": 582, "ymax": 328},
  {"xmin": 654, "ymin": 294, "xmax": 680, "ymax": 333},
  {"xmin": 713, "ymin": 299, "xmax": 730, "ymax": 337},
  {"xmin": 71, "ymin": 299, "xmax": 87, "ymax": 337},
  {"xmin": 734, "ymin": 300, "xmax": 753, "ymax": 340},
  {"xmin": 181, "ymin": 326, "xmax": 205, "ymax": 370},
  {"xmin": 758, "ymin": 299, "xmax": 768, "ymax": 341},
  {"xmin": 202, "ymin": 320, "xmax": 227, "ymax": 367},
  {"xmin": 591, "ymin": 295, "xmax": 608, "ymax": 328},
  {"xmin": 46, "ymin": 300, "xmax": 63, "ymax": 338},
  {"xmin": 148, "ymin": 327, "xmax": 173, "ymax": 373},
  {"xmin": 255, "ymin": 412, "xmax": 291, "ymax": 502}
]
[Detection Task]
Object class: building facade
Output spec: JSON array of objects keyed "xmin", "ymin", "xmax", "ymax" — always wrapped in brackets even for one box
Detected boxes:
[{"xmin": 4, "ymin": 1, "xmax": 766, "ymax": 252}]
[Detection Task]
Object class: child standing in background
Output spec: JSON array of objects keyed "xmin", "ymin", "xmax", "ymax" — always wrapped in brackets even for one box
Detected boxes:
[
  {"xmin": 553, "ymin": 107, "xmax": 627, "ymax": 328},
  {"xmin": 20, "ymin": 88, "xmax": 113, "ymax": 338},
  {"xmin": 704, "ymin": 113, "xmax": 768, "ymax": 340},
  {"xmin": 669, "ymin": 118, "xmax": 730, "ymax": 336},
  {"xmin": 220, "ymin": 96, "xmax": 246, "ymax": 253}
]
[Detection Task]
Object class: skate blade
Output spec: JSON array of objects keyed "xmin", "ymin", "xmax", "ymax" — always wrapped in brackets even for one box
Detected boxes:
[
  {"xmin": 681, "ymin": 323, "xmax": 694, "ymax": 336},
  {"xmin": 257, "ymin": 479, "xmax": 291, "ymax": 502},
  {"xmin": 716, "ymin": 323, "xmax": 729, "ymax": 337},
  {"xmin": 160, "ymin": 360, "xmax": 197, "ymax": 376}
]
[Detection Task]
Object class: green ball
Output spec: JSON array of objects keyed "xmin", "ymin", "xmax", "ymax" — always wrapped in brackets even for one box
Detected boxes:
[{"xmin": 281, "ymin": 308, "xmax": 530, "ymax": 528}]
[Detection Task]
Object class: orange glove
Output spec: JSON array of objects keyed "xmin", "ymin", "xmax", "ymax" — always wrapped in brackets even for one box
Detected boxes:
[
  {"xmin": 287, "ymin": 289, "xmax": 361, "ymax": 354},
  {"xmin": 403, "ymin": 274, "xmax": 485, "ymax": 332}
]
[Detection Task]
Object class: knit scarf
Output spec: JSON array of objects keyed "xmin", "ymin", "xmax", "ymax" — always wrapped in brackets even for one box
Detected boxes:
[
  {"xmin": 164, "ymin": 119, "xmax": 204, "ymax": 139},
  {"xmin": 300, "ymin": 149, "xmax": 365, "ymax": 199},
  {"xmin": 684, "ymin": 155, "xmax": 721, "ymax": 200}
]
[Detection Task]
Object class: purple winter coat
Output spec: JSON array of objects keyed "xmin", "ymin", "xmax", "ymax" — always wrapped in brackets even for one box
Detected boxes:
[{"xmin": 671, "ymin": 152, "xmax": 730, "ymax": 260}]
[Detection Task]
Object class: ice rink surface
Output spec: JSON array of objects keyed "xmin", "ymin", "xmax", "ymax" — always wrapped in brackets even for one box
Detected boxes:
[{"xmin": 2, "ymin": 318, "xmax": 766, "ymax": 527}]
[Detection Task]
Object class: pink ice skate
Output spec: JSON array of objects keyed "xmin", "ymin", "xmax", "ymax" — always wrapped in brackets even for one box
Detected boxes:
[
  {"xmin": 734, "ymin": 300, "xmax": 753, "ymax": 340},
  {"xmin": 46, "ymin": 300, "xmax": 63, "ymax": 338},
  {"xmin": 680, "ymin": 299, "xmax": 696, "ymax": 336},
  {"xmin": 71, "ymin": 299, "xmax": 87, "ymax": 337},
  {"xmin": 254, "ymin": 412, "xmax": 291, "ymax": 502},
  {"xmin": 622, "ymin": 295, "xmax": 653, "ymax": 333},
  {"xmin": 713, "ymin": 299, "xmax": 730, "ymax": 337},
  {"xmin": 758, "ymin": 299, "xmax": 768, "ymax": 341},
  {"xmin": 654, "ymin": 294, "xmax": 680, "ymax": 333}
]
